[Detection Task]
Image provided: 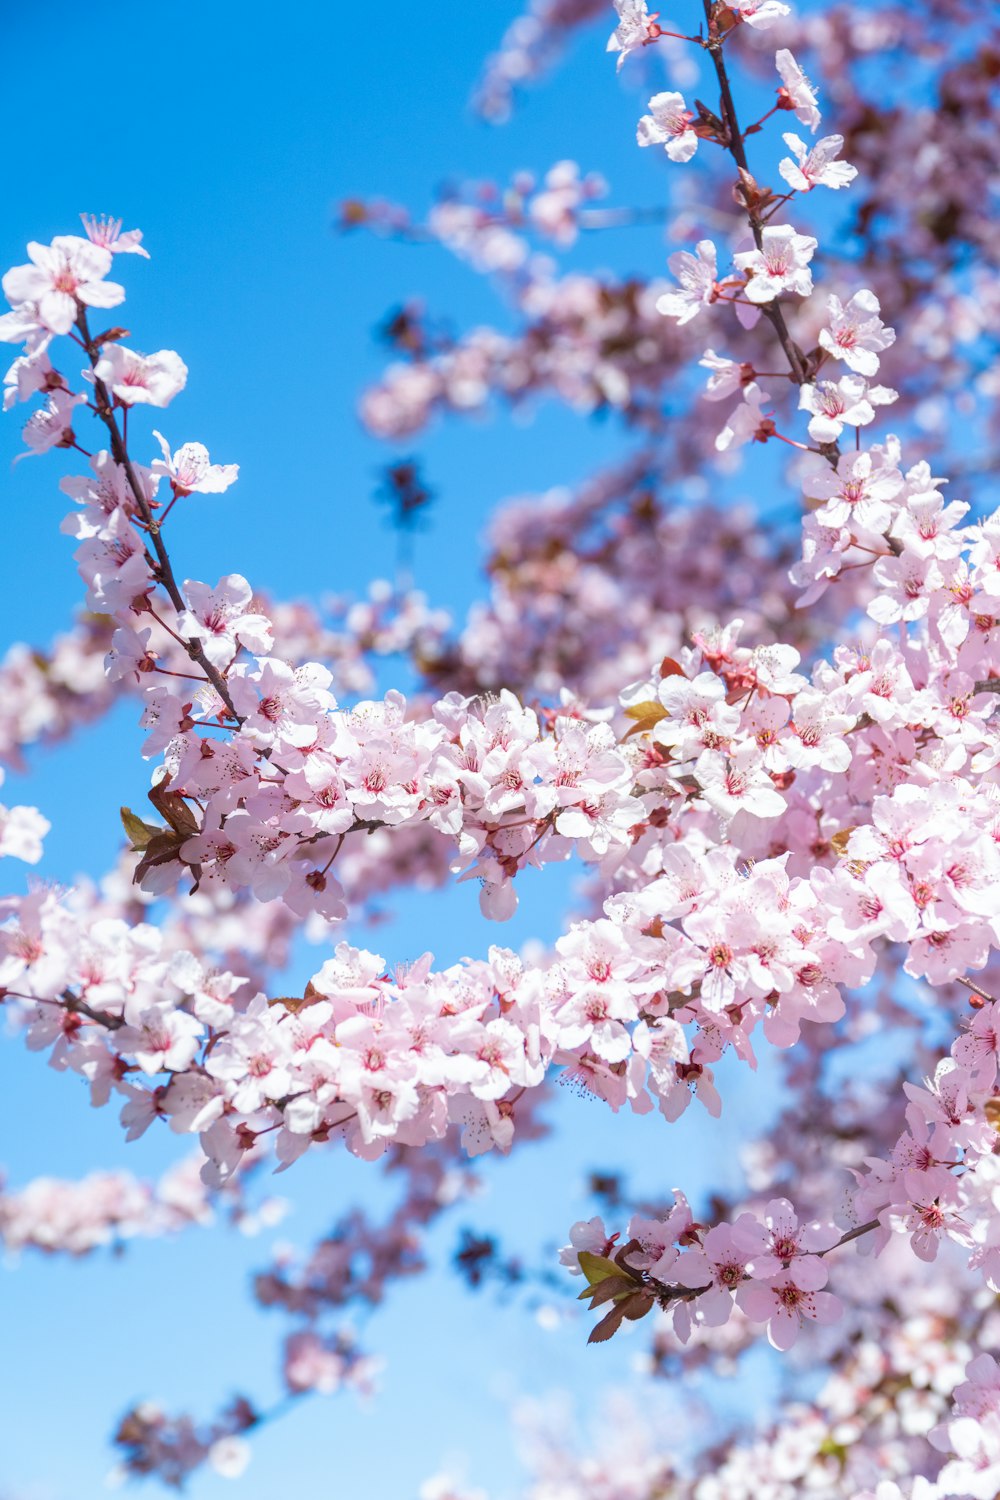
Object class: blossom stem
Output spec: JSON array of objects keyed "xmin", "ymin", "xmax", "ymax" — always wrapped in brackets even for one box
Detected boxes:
[
  {"xmin": 744, "ymin": 104, "xmax": 781, "ymax": 135},
  {"xmin": 43, "ymin": 987, "xmax": 126, "ymax": 1031},
  {"xmin": 821, "ymin": 1217, "xmax": 880, "ymax": 1253},
  {"xmin": 73, "ymin": 307, "xmax": 243, "ymax": 723},
  {"xmin": 158, "ymin": 491, "xmax": 182, "ymax": 525},
  {"xmin": 701, "ymin": 5, "xmax": 811, "ymax": 390}
]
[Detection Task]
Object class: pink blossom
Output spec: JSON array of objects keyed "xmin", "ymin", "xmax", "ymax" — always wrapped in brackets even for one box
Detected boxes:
[
  {"xmin": 775, "ymin": 49, "xmax": 821, "ymax": 133},
  {"xmin": 779, "ymin": 133, "xmax": 857, "ymax": 192},
  {"xmin": 558, "ymin": 1216, "xmax": 615, "ymax": 1273},
  {"xmin": 819, "ymin": 289, "xmax": 896, "ymax": 376},
  {"xmin": 714, "ymin": 383, "xmax": 774, "ymax": 450},
  {"xmin": 695, "ymin": 742, "xmax": 787, "ymax": 822},
  {"xmin": 805, "ymin": 448, "xmax": 902, "ymax": 533},
  {"xmin": 16, "ymin": 389, "xmax": 85, "ymax": 459},
  {"xmin": 79, "ymin": 214, "xmax": 150, "ymax": 257},
  {"xmin": 606, "ymin": 0, "xmax": 658, "ymax": 70},
  {"xmin": 738, "ymin": 1257, "xmax": 841, "ymax": 1349},
  {"xmin": 732, "ymin": 1197, "xmax": 840, "ymax": 1274},
  {"xmin": 673, "ymin": 1222, "xmax": 755, "ymax": 1329},
  {"xmin": 178, "ymin": 575, "xmax": 274, "ymax": 669},
  {"xmin": 93, "ymin": 345, "xmax": 188, "ymax": 407},
  {"xmin": 151, "ymin": 431, "xmax": 238, "ymax": 494},
  {"xmin": 656, "ymin": 240, "xmax": 718, "ymax": 325},
  {"xmin": 733, "ymin": 0, "xmax": 789, "ymax": 26},
  {"xmin": 699, "ymin": 349, "xmax": 752, "ymax": 402},
  {"xmin": 3, "ymin": 347, "xmax": 64, "ymax": 411},
  {"xmin": 799, "ymin": 374, "xmax": 896, "ymax": 444},
  {"xmin": 734, "ymin": 225, "xmax": 817, "ymax": 304},
  {"xmin": 2, "ymin": 235, "xmax": 124, "ymax": 336},
  {"xmin": 114, "ymin": 1004, "xmax": 203, "ymax": 1076},
  {"xmin": 637, "ymin": 93, "xmax": 698, "ymax": 164}
]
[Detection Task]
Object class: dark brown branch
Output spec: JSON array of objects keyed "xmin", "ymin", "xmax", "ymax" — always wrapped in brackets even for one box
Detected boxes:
[
  {"xmin": 60, "ymin": 988, "xmax": 124, "ymax": 1031},
  {"xmin": 702, "ymin": 4, "xmax": 808, "ymax": 387},
  {"xmin": 74, "ymin": 309, "xmax": 243, "ymax": 722},
  {"xmin": 701, "ymin": 2, "xmax": 841, "ymax": 468}
]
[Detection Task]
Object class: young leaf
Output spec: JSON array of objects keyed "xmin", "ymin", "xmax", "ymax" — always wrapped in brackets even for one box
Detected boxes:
[
  {"xmin": 622, "ymin": 701, "xmax": 667, "ymax": 739},
  {"xmin": 576, "ymin": 1251, "xmax": 625, "ymax": 1288},
  {"xmin": 587, "ymin": 1303, "xmax": 627, "ymax": 1344},
  {"xmin": 120, "ymin": 806, "xmax": 162, "ymax": 851}
]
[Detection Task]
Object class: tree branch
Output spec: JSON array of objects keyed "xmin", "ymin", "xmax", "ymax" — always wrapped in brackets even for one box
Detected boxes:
[
  {"xmin": 74, "ymin": 310, "xmax": 243, "ymax": 723},
  {"xmin": 700, "ymin": 2, "xmax": 842, "ymax": 468}
]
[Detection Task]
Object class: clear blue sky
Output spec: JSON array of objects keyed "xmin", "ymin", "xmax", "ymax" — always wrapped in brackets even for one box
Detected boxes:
[{"xmin": 0, "ymin": 4, "xmax": 793, "ymax": 1496}]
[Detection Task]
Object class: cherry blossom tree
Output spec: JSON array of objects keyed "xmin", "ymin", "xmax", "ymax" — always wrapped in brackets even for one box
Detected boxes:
[{"xmin": 4, "ymin": 0, "xmax": 1000, "ymax": 1494}]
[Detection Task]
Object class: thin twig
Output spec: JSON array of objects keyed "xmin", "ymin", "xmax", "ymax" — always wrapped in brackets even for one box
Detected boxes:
[
  {"xmin": 701, "ymin": 2, "xmax": 840, "ymax": 467},
  {"xmin": 74, "ymin": 310, "xmax": 243, "ymax": 722}
]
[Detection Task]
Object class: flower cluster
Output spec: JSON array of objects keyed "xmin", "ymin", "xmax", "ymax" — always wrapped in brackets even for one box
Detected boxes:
[{"xmin": 566, "ymin": 1193, "xmax": 844, "ymax": 1349}]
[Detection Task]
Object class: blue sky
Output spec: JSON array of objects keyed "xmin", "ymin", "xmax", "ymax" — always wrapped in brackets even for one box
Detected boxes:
[{"xmin": 0, "ymin": 3, "xmax": 807, "ymax": 1495}]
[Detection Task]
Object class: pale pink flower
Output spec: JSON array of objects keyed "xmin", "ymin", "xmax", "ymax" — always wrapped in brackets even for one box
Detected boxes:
[
  {"xmin": 738, "ymin": 1258, "xmax": 841, "ymax": 1350},
  {"xmin": 656, "ymin": 670, "xmax": 740, "ymax": 756},
  {"xmin": 805, "ymin": 449, "xmax": 902, "ymax": 533},
  {"xmin": 2, "ymin": 235, "xmax": 124, "ymax": 336},
  {"xmin": 93, "ymin": 345, "xmax": 188, "ymax": 407},
  {"xmin": 779, "ymin": 133, "xmax": 857, "ymax": 192},
  {"xmin": 3, "ymin": 347, "xmax": 64, "ymax": 411},
  {"xmin": 891, "ymin": 492, "xmax": 969, "ymax": 561},
  {"xmin": 733, "ymin": 0, "xmax": 789, "ymax": 26},
  {"xmin": 674, "ymin": 1222, "xmax": 755, "ymax": 1328},
  {"xmin": 74, "ymin": 505, "xmax": 153, "ymax": 611},
  {"xmin": 784, "ymin": 690, "xmax": 855, "ymax": 773},
  {"xmin": 558, "ymin": 1216, "xmax": 614, "ymax": 1273},
  {"xmin": 637, "ymin": 92, "xmax": 698, "ymax": 163},
  {"xmin": 715, "ymin": 383, "xmax": 774, "ymax": 451},
  {"xmin": 151, "ymin": 430, "xmax": 238, "ymax": 494},
  {"xmin": 105, "ymin": 624, "xmax": 155, "ymax": 682},
  {"xmin": 207, "ymin": 1437, "xmax": 250, "ymax": 1480},
  {"xmin": 17, "ymin": 389, "xmax": 85, "ymax": 459},
  {"xmin": 79, "ymin": 213, "xmax": 149, "ymax": 257},
  {"xmin": 953, "ymin": 1003, "xmax": 1000, "ymax": 1089},
  {"xmin": 676, "ymin": 906, "xmax": 758, "ymax": 1012},
  {"xmin": 178, "ymin": 575, "xmax": 274, "ymax": 669},
  {"xmin": 818, "ymin": 289, "xmax": 896, "ymax": 376},
  {"xmin": 775, "ymin": 49, "xmax": 821, "ymax": 133},
  {"xmin": 799, "ymin": 375, "xmax": 895, "ymax": 444},
  {"xmin": 606, "ymin": 0, "xmax": 658, "ymax": 70},
  {"xmin": 204, "ymin": 998, "xmax": 293, "ymax": 1113},
  {"xmin": 138, "ymin": 687, "xmax": 190, "ymax": 757},
  {"xmin": 229, "ymin": 657, "xmax": 336, "ymax": 747},
  {"xmin": 0, "ymin": 304, "xmax": 52, "ymax": 347},
  {"xmin": 732, "ymin": 1197, "xmax": 840, "ymax": 1274},
  {"xmin": 696, "ymin": 742, "xmax": 787, "ymax": 822},
  {"xmin": 699, "ymin": 349, "xmax": 751, "ymax": 402},
  {"xmin": 734, "ymin": 225, "xmax": 817, "ymax": 305},
  {"xmin": 868, "ymin": 553, "xmax": 943, "ymax": 624},
  {"xmin": 449, "ymin": 1094, "xmax": 515, "ymax": 1156},
  {"xmin": 114, "ymin": 1004, "xmax": 203, "ymax": 1076},
  {"xmin": 284, "ymin": 1330, "xmax": 347, "ymax": 1394},
  {"xmin": 748, "ymin": 642, "xmax": 807, "ymax": 694},
  {"xmin": 936, "ymin": 1413, "xmax": 1000, "ymax": 1500},
  {"xmin": 656, "ymin": 240, "xmax": 719, "ymax": 325}
]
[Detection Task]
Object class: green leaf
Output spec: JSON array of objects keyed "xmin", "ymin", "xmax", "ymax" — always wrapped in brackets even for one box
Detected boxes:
[
  {"xmin": 576, "ymin": 1251, "xmax": 624, "ymax": 1288},
  {"xmin": 120, "ymin": 806, "xmax": 162, "ymax": 851}
]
